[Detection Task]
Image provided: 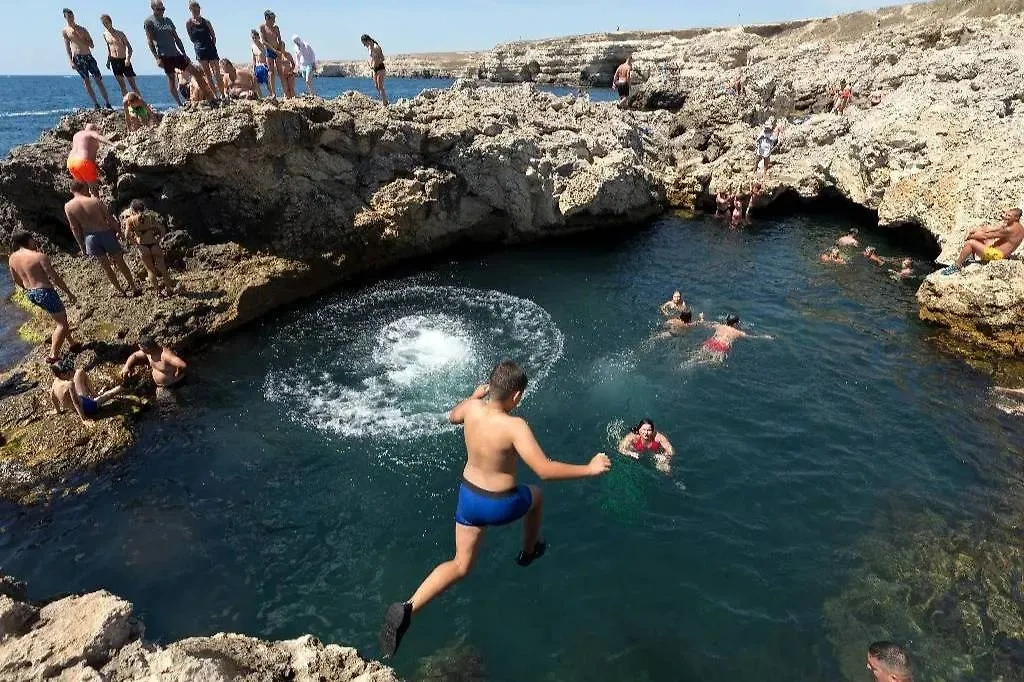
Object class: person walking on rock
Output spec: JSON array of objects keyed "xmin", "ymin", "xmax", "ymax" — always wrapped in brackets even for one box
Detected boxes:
[
  {"xmin": 100, "ymin": 14, "xmax": 140, "ymax": 100},
  {"xmin": 260, "ymin": 10, "xmax": 287, "ymax": 98},
  {"xmin": 361, "ymin": 34, "xmax": 389, "ymax": 105},
  {"xmin": 64, "ymin": 181, "xmax": 140, "ymax": 298},
  {"xmin": 67, "ymin": 123, "xmax": 110, "ymax": 197},
  {"xmin": 293, "ymin": 35, "xmax": 317, "ymax": 96},
  {"xmin": 144, "ymin": 0, "xmax": 213, "ymax": 106},
  {"xmin": 7, "ymin": 230, "xmax": 82, "ymax": 364},
  {"xmin": 185, "ymin": 1, "xmax": 224, "ymax": 100},
  {"xmin": 613, "ymin": 55, "xmax": 632, "ymax": 107},
  {"xmin": 377, "ymin": 360, "xmax": 611, "ymax": 658},
  {"xmin": 61, "ymin": 8, "xmax": 113, "ymax": 109}
]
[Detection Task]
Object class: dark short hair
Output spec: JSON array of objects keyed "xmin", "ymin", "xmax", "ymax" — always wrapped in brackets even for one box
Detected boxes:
[
  {"xmin": 360, "ymin": 34, "xmax": 373, "ymax": 43},
  {"xmin": 488, "ymin": 360, "xmax": 527, "ymax": 401},
  {"xmin": 100, "ymin": 14, "xmax": 111, "ymax": 22},
  {"xmin": 51, "ymin": 357, "xmax": 75, "ymax": 376},
  {"xmin": 1010, "ymin": 208, "xmax": 1023, "ymax": 220},
  {"xmin": 10, "ymin": 229, "xmax": 35, "ymax": 250},
  {"xmin": 726, "ymin": 314, "xmax": 740, "ymax": 326},
  {"xmin": 680, "ymin": 309, "xmax": 693, "ymax": 323},
  {"xmin": 264, "ymin": 9, "xmax": 275, "ymax": 16},
  {"xmin": 70, "ymin": 180, "xmax": 88, "ymax": 195},
  {"xmin": 868, "ymin": 641, "xmax": 911, "ymax": 677},
  {"xmin": 130, "ymin": 199, "xmax": 146, "ymax": 213},
  {"xmin": 62, "ymin": 8, "xmax": 73, "ymax": 16},
  {"xmin": 138, "ymin": 335, "xmax": 158, "ymax": 350}
]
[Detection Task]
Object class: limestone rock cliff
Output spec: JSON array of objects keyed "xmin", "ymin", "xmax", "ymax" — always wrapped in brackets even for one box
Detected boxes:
[
  {"xmin": 318, "ymin": 52, "xmax": 482, "ymax": 79},
  {"xmin": 0, "ymin": 575, "xmax": 397, "ymax": 682}
]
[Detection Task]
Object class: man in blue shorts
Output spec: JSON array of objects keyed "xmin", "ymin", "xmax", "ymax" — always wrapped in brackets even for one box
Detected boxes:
[
  {"xmin": 61, "ymin": 8, "xmax": 113, "ymax": 109},
  {"xmin": 378, "ymin": 360, "xmax": 612, "ymax": 658},
  {"xmin": 64, "ymin": 181, "xmax": 139, "ymax": 297},
  {"xmin": 50, "ymin": 357, "xmax": 123, "ymax": 427}
]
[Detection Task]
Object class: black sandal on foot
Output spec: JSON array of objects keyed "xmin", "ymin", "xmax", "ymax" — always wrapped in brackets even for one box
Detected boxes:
[
  {"xmin": 515, "ymin": 540, "xmax": 547, "ymax": 567},
  {"xmin": 378, "ymin": 601, "xmax": 412, "ymax": 658}
]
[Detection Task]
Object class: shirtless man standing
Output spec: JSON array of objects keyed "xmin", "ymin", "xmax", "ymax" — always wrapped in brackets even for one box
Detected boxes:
[
  {"xmin": 62, "ymin": 8, "xmax": 113, "ymax": 109},
  {"xmin": 613, "ymin": 55, "xmax": 632, "ymax": 108},
  {"xmin": 121, "ymin": 336, "xmax": 187, "ymax": 388},
  {"xmin": 260, "ymin": 10, "xmax": 287, "ymax": 98},
  {"xmin": 144, "ymin": 0, "xmax": 213, "ymax": 106},
  {"xmin": 221, "ymin": 59, "xmax": 260, "ymax": 100},
  {"xmin": 64, "ymin": 181, "xmax": 139, "ymax": 297},
  {"xmin": 100, "ymin": 14, "xmax": 139, "ymax": 99},
  {"xmin": 695, "ymin": 314, "xmax": 772, "ymax": 363},
  {"xmin": 377, "ymin": 360, "xmax": 611, "ymax": 658},
  {"xmin": 7, "ymin": 230, "xmax": 81, "ymax": 363},
  {"xmin": 66, "ymin": 123, "xmax": 110, "ymax": 196},
  {"xmin": 941, "ymin": 208, "xmax": 1024, "ymax": 275},
  {"xmin": 249, "ymin": 31, "xmax": 270, "ymax": 98},
  {"xmin": 50, "ymin": 358, "xmax": 123, "ymax": 427}
]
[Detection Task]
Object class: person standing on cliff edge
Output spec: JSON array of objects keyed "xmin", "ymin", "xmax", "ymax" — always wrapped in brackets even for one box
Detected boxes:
[
  {"xmin": 361, "ymin": 34, "xmax": 389, "ymax": 105},
  {"xmin": 293, "ymin": 35, "xmax": 317, "ymax": 96},
  {"xmin": 260, "ymin": 10, "xmax": 287, "ymax": 98},
  {"xmin": 100, "ymin": 14, "xmax": 140, "ymax": 100},
  {"xmin": 377, "ymin": 360, "xmax": 611, "ymax": 658},
  {"xmin": 144, "ymin": 0, "xmax": 214, "ymax": 107},
  {"xmin": 61, "ymin": 8, "xmax": 113, "ymax": 110},
  {"xmin": 613, "ymin": 55, "xmax": 632, "ymax": 108}
]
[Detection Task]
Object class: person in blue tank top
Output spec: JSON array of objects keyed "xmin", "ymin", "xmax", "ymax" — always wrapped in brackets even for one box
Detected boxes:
[{"xmin": 377, "ymin": 360, "xmax": 612, "ymax": 658}]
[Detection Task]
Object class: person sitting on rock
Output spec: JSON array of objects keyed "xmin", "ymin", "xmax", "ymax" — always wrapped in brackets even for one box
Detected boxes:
[
  {"xmin": 121, "ymin": 335, "xmax": 187, "ymax": 389},
  {"xmin": 613, "ymin": 55, "xmax": 633, "ymax": 107},
  {"xmin": 832, "ymin": 79, "xmax": 853, "ymax": 115},
  {"xmin": 50, "ymin": 357, "xmax": 123, "ymax": 427},
  {"xmin": 221, "ymin": 59, "xmax": 260, "ymax": 100},
  {"xmin": 836, "ymin": 228, "xmax": 859, "ymax": 247},
  {"xmin": 123, "ymin": 92, "xmax": 158, "ymax": 132},
  {"xmin": 863, "ymin": 246, "xmax": 886, "ymax": 266},
  {"xmin": 941, "ymin": 208, "xmax": 1024, "ymax": 275},
  {"xmin": 754, "ymin": 125, "xmax": 779, "ymax": 174},
  {"xmin": 121, "ymin": 199, "xmax": 179, "ymax": 296},
  {"xmin": 820, "ymin": 247, "xmax": 847, "ymax": 264}
]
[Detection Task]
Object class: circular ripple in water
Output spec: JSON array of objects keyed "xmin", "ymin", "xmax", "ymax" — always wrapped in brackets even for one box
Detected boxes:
[{"xmin": 263, "ymin": 284, "xmax": 564, "ymax": 440}]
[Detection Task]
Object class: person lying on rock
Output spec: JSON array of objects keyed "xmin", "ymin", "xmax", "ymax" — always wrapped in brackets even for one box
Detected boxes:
[
  {"xmin": 121, "ymin": 335, "xmax": 187, "ymax": 389},
  {"xmin": 863, "ymin": 246, "xmax": 886, "ymax": 266},
  {"xmin": 836, "ymin": 228, "xmax": 859, "ymax": 247},
  {"xmin": 7, "ymin": 230, "xmax": 82, "ymax": 364},
  {"xmin": 121, "ymin": 199, "xmax": 179, "ymax": 296},
  {"xmin": 64, "ymin": 181, "xmax": 140, "ymax": 298},
  {"xmin": 377, "ymin": 360, "xmax": 610, "ymax": 658},
  {"xmin": 123, "ymin": 92, "xmax": 159, "ymax": 132},
  {"xmin": 67, "ymin": 123, "xmax": 111, "ymax": 197},
  {"xmin": 820, "ymin": 247, "xmax": 847, "ymax": 264},
  {"xmin": 220, "ymin": 59, "xmax": 260, "ymax": 100},
  {"xmin": 940, "ymin": 208, "xmax": 1024, "ymax": 275},
  {"xmin": 50, "ymin": 357, "xmax": 123, "ymax": 427}
]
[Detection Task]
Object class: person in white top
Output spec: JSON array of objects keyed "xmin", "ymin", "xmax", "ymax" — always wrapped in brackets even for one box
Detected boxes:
[{"xmin": 292, "ymin": 35, "xmax": 316, "ymax": 96}]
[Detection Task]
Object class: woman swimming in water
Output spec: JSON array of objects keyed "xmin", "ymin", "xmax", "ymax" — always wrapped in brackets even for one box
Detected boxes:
[{"xmin": 618, "ymin": 418, "xmax": 674, "ymax": 472}]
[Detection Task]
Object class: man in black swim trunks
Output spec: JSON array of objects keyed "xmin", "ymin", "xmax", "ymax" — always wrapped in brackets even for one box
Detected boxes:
[
  {"xmin": 378, "ymin": 360, "xmax": 611, "ymax": 658},
  {"xmin": 144, "ymin": 0, "xmax": 214, "ymax": 106},
  {"xmin": 61, "ymin": 8, "xmax": 113, "ymax": 109},
  {"xmin": 613, "ymin": 55, "xmax": 632, "ymax": 108},
  {"xmin": 101, "ymin": 14, "xmax": 140, "ymax": 99}
]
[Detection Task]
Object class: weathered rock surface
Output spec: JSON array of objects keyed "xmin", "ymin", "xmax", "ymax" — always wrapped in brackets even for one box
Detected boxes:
[
  {"xmin": 319, "ymin": 52, "xmax": 482, "ymax": 79},
  {"xmin": 0, "ymin": 577, "xmax": 397, "ymax": 682},
  {"xmin": 0, "ymin": 82, "xmax": 669, "ymax": 503}
]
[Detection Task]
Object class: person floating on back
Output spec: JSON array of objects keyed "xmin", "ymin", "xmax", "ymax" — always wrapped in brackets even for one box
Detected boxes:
[
  {"xmin": 61, "ymin": 8, "xmax": 113, "ymax": 110},
  {"xmin": 7, "ymin": 230, "xmax": 82, "ymax": 364},
  {"xmin": 361, "ymin": 34, "xmax": 389, "ymax": 106},
  {"xmin": 377, "ymin": 360, "xmax": 611, "ymax": 658},
  {"xmin": 940, "ymin": 208, "xmax": 1024, "ymax": 275},
  {"xmin": 866, "ymin": 641, "xmax": 913, "ymax": 682},
  {"xmin": 67, "ymin": 123, "xmax": 111, "ymax": 197}
]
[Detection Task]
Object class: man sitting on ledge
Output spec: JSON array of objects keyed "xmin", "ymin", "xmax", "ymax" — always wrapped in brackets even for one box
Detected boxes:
[{"xmin": 941, "ymin": 208, "xmax": 1024, "ymax": 275}]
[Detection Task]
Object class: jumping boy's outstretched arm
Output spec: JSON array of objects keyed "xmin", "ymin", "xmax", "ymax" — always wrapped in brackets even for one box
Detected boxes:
[
  {"xmin": 448, "ymin": 384, "xmax": 488, "ymax": 424},
  {"xmin": 512, "ymin": 419, "xmax": 610, "ymax": 480}
]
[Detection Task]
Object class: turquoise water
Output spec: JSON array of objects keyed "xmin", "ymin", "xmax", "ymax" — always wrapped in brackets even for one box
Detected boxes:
[{"xmin": 1, "ymin": 213, "xmax": 1015, "ymax": 680}]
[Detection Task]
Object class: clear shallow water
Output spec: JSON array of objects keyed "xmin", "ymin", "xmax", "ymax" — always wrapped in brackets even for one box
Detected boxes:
[
  {"xmin": 1, "ymin": 214, "xmax": 1017, "ymax": 681},
  {"xmin": 0, "ymin": 75, "xmax": 616, "ymax": 156}
]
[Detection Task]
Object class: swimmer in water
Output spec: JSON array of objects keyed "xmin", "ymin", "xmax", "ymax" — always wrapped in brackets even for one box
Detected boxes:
[
  {"xmin": 120, "ymin": 335, "xmax": 187, "ymax": 388},
  {"xmin": 864, "ymin": 246, "xmax": 886, "ymax": 266},
  {"xmin": 820, "ymin": 247, "xmax": 847, "ymax": 264},
  {"xmin": 656, "ymin": 309, "xmax": 705, "ymax": 338},
  {"xmin": 378, "ymin": 360, "xmax": 611, "ymax": 658},
  {"xmin": 693, "ymin": 314, "xmax": 773, "ymax": 363},
  {"xmin": 836, "ymin": 229, "xmax": 859, "ymax": 247},
  {"xmin": 618, "ymin": 418, "xmax": 674, "ymax": 472},
  {"xmin": 660, "ymin": 291, "xmax": 686, "ymax": 316},
  {"xmin": 893, "ymin": 258, "xmax": 914, "ymax": 279}
]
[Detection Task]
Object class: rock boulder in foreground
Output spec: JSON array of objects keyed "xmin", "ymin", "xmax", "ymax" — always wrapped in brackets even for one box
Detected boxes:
[{"xmin": 0, "ymin": 575, "xmax": 397, "ymax": 682}]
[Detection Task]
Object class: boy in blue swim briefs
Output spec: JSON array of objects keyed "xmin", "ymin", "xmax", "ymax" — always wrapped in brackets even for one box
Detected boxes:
[{"xmin": 378, "ymin": 359, "xmax": 611, "ymax": 658}]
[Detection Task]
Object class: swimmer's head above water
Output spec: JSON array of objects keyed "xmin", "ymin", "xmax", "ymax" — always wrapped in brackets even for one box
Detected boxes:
[
  {"xmin": 631, "ymin": 418, "xmax": 656, "ymax": 438},
  {"xmin": 725, "ymin": 314, "xmax": 740, "ymax": 327},
  {"xmin": 138, "ymin": 335, "xmax": 159, "ymax": 353},
  {"xmin": 487, "ymin": 359, "xmax": 527, "ymax": 411},
  {"xmin": 671, "ymin": 291, "xmax": 682, "ymax": 304},
  {"xmin": 679, "ymin": 309, "xmax": 692, "ymax": 323}
]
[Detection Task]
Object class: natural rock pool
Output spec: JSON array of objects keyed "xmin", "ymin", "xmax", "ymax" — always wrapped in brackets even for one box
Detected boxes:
[{"xmin": 2, "ymin": 213, "xmax": 1019, "ymax": 681}]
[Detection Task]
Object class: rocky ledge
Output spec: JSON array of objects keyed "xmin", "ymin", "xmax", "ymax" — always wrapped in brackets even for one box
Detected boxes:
[
  {"xmin": 0, "ymin": 574, "xmax": 397, "ymax": 681},
  {"xmin": 0, "ymin": 83, "xmax": 670, "ymax": 503},
  {"xmin": 318, "ymin": 52, "xmax": 482, "ymax": 79}
]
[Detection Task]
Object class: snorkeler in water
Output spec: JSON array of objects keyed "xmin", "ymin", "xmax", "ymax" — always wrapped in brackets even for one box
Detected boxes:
[
  {"xmin": 378, "ymin": 360, "xmax": 611, "ymax": 658},
  {"xmin": 618, "ymin": 418, "xmax": 674, "ymax": 472},
  {"xmin": 693, "ymin": 314, "xmax": 772, "ymax": 363}
]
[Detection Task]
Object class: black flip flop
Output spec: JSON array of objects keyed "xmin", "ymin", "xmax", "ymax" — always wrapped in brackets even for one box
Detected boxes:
[
  {"xmin": 378, "ymin": 601, "xmax": 412, "ymax": 658},
  {"xmin": 515, "ymin": 539, "xmax": 547, "ymax": 567}
]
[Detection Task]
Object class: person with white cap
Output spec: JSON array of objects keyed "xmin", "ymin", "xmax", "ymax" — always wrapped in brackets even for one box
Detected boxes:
[{"xmin": 292, "ymin": 35, "xmax": 317, "ymax": 96}]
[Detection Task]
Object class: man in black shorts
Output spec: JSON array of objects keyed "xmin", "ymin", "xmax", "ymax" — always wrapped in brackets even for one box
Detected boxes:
[
  {"xmin": 613, "ymin": 55, "xmax": 632, "ymax": 108},
  {"xmin": 101, "ymin": 14, "xmax": 140, "ymax": 98},
  {"xmin": 144, "ymin": 0, "xmax": 214, "ymax": 106},
  {"xmin": 61, "ymin": 8, "xmax": 112, "ymax": 109}
]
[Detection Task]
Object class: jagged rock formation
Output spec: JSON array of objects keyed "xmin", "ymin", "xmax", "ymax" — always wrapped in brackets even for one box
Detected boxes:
[
  {"xmin": 0, "ymin": 82, "xmax": 670, "ymax": 503},
  {"xmin": 0, "ymin": 575, "xmax": 397, "ymax": 681}
]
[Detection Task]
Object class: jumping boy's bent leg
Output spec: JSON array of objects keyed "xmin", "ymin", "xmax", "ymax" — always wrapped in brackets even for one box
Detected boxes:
[
  {"xmin": 379, "ymin": 523, "xmax": 484, "ymax": 658},
  {"xmin": 517, "ymin": 484, "xmax": 546, "ymax": 566}
]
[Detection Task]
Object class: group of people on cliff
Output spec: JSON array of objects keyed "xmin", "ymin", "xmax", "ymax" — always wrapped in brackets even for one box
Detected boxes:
[{"xmin": 61, "ymin": 4, "xmax": 392, "ymax": 114}]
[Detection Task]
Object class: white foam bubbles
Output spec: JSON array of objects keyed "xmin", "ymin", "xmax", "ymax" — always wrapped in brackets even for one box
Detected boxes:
[{"xmin": 263, "ymin": 284, "xmax": 564, "ymax": 442}]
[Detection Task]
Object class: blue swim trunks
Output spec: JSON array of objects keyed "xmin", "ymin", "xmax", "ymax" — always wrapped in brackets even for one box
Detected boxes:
[
  {"xmin": 26, "ymin": 288, "xmax": 64, "ymax": 315},
  {"xmin": 454, "ymin": 478, "xmax": 533, "ymax": 527},
  {"xmin": 254, "ymin": 64, "xmax": 269, "ymax": 85},
  {"xmin": 84, "ymin": 231, "xmax": 123, "ymax": 257},
  {"xmin": 80, "ymin": 396, "xmax": 98, "ymax": 417}
]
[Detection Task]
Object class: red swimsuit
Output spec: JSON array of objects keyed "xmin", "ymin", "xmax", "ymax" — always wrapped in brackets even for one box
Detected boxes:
[
  {"xmin": 703, "ymin": 338, "xmax": 730, "ymax": 354},
  {"xmin": 631, "ymin": 437, "xmax": 663, "ymax": 454}
]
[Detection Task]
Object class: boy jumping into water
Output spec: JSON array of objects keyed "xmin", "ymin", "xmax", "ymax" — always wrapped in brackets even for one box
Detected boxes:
[{"xmin": 378, "ymin": 360, "xmax": 611, "ymax": 658}]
